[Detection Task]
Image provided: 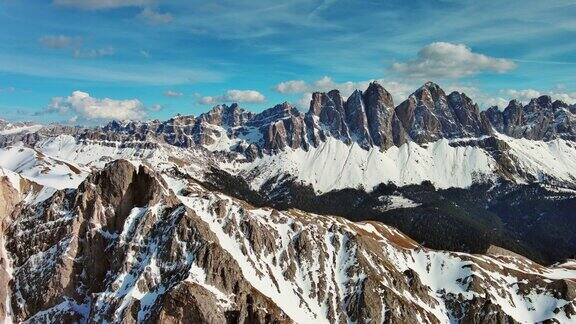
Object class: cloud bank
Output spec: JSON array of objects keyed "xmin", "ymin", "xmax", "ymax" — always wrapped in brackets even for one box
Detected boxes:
[
  {"xmin": 199, "ymin": 90, "xmax": 266, "ymax": 105},
  {"xmin": 391, "ymin": 42, "xmax": 517, "ymax": 79},
  {"xmin": 48, "ymin": 91, "xmax": 146, "ymax": 120}
]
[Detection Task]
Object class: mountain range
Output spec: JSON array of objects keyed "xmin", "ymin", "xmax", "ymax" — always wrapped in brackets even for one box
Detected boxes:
[{"xmin": 1, "ymin": 81, "xmax": 575, "ymax": 323}]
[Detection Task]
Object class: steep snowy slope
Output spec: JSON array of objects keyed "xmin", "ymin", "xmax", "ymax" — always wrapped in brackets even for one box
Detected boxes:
[
  {"xmin": 233, "ymin": 137, "xmax": 498, "ymax": 193},
  {"xmin": 230, "ymin": 134, "xmax": 576, "ymax": 193},
  {"xmin": 0, "ymin": 119, "xmax": 42, "ymax": 136},
  {"xmin": 0, "ymin": 146, "xmax": 88, "ymax": 189},
  {"xmin": 0, "ymin": 160, "xmax": 574, "ymax": 323}
]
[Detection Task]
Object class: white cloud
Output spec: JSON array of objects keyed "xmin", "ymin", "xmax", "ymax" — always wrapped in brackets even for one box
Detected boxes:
[
  {"xmin": 274, "ymin": 76, "xmax": 414, "ymax": 106},
  {"xmin": 53, "ymin": 0, "xmax": 151, "ymax": 10},
  {"xmin": 297, "ymin": 92, "xmax": 313, "ymax": 109},
  {"xmin": 198, "ymin": 90, "xmax": 266, "ymax": 105},
  {"xmin": 164, "ymin": 90, "xmax": 183, "ymax": 97},
  {"xmin": 48, "ymin": 91, "xmax": 146, "ymax": 120},
  {"xmin": 391, "ymin": 42, "xmax": 517, "ymax": 79},
  {"xmin": 274, "ymin": 80, "xmax": 308, "ymax": 94},
  {"xmin": 138, "ymin": 7, "xmax": 173, "ymax": 24},
  {"xmin": 39, "ymin": 35, "xmax": 82, "ymax": 49}
]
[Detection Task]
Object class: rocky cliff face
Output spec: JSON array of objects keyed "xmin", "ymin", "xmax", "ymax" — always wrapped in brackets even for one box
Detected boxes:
[
  {"xmin": 394, "ymin": 82, "xmax": 493, "ymax": 143},
  {"xmin": 484, "ymin": 96, "xmax": 576, "ymax": 141},
  {"xmin": 3, "ymin": 82, "xmax": 575, "ymax": 159},
  {"xmin": 1, "ymin": 161, "xmax": 293, "ymax": 323},
  {"xmin": 1, "ymin": 160, "xmax": 575, "ymax": 323}
]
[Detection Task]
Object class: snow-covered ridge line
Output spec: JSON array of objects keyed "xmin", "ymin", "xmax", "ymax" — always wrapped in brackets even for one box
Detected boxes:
[
  {"xmin": 231, "ymin": 134, "xmax": 576, "ymax": 193},
  {"xmin": 3, "ymin": 127, "xmax": 576, "ymax": 195}
]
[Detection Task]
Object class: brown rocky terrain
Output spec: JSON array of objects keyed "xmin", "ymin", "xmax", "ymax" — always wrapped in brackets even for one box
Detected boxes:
[{"xmin": 0, "ymin": 160, "xmax": 574, "ymax": 323}]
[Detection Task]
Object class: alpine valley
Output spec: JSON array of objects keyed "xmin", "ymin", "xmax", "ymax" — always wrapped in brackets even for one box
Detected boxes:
[{"xmin": 1, "ymin": 81, "xmax": 575, "ymax": 323}]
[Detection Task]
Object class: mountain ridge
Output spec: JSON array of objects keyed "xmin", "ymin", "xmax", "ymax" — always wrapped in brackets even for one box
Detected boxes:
[{"xmin": 1, "ymin": 158, "xmax": 575, "ymax": 323}]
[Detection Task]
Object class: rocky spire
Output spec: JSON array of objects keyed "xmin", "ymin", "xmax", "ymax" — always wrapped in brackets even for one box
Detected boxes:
[
  {"xmin": 308, "ymin": 90, "xmax": 350, "ymax": 142},
  {"xmin": 362, "ymin": 82, "xmax": 399, "ymax": 148},
  {"xmin": 344, "ymin": 89, "xmax": 373, "ymax": 148}
]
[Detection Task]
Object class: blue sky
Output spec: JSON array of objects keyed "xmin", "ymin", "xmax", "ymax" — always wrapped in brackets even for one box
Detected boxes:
[{"xmin": 1, "ymin": 0, "xmax": 575, "ymax": 124}]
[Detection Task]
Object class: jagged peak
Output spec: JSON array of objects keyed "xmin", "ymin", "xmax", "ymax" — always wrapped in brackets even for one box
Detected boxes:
[
  {"xmin": 526, "ymin": 95, "xmax": 553, "ymax": 109},
  {"xmin": 552, "ymin": 99, "xmax": 569, "ymax": 110},
  {"xmin": 327, "ymin": 89, "xmax": 341, "ymax": 96},
  {"xmin": 506, "ymin": 99, "xmax": 523, "ymax": 108},
  {"xmin": 363, "ymin": 82, "xmax": 394, "ymax": 108},
  {"xmin": 419, "ymin": 81, "xmax": 442, "ymax": 92},
  {"xmin": 485, "ymin": 105, "xmax": 502, "ymax": 113},
  {"xmin": 350, "ymin": 89, "xmax": 363, "ymax": 97},
  {"xmin": 410, "ymin": 81, "xmax": 446, "ymax": 103},
  {"xmin": 364, "ymin": 81, "xmax": 390, "ymax": 96},
  {"xmin": 256, "ymin": 102, "xmax": 299, "ymax": 118},
  {"xmin": 447, "ymin": 91, "xmax": 477, "ymax": 109}
]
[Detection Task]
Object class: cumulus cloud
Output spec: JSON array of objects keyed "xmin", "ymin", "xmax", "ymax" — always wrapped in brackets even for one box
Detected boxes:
[
  {"xmin": 275, "ymin": 80, "xmax": 309, "ymax": 94},
  {"xmin": 164, "ymin": 90, "xmax": 183, "ymax": 97},
  {"xmin": 39, "ymin": 35, "xmax": 82, "ymax": 49},
  {"xmin": 274, "ymin": 76, "xmax": 414, "ymax": 107},
  {"xmin": 198, "ymin": 90, "xmax": 266, "ymax": 105},
  {"xmin": 53, "ymin": 0, "xmax": 151, "ymax": 10},
  {"xmin": 48, "ymin": 91, "xmax": 146, "ymax": 120},
  {"xmin": 138, "ymin": 7, "xmax": 173, "ymax": 24},
  {"xmin": 391, "ymin": 42, "xmax": 517, "ymax": 79}
]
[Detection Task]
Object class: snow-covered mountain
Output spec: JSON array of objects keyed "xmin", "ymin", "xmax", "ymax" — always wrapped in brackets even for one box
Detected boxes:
[{"xmin": 1, "ymin": 82, "xmax": 576, "ymax": 323}]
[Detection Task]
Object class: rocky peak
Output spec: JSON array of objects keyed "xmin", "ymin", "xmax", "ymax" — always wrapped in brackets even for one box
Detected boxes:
[
  {"xmin": 364, "ymin": 82, "xmax": 394, "ymax": 107},
  {"xmin": 395, "ymin": 82, "xmax": 450, "ymax": 142},
  {"xmin": 413, "ymin": 81, "xmax": 446, "ymax": 103},
  {"xmin": 343, "ymin": 90, "xmax": 373, "ymax": 148},
  {"xmin": 249, "ymin": 102, "xmax": 299, "ymax": 126},
  {"xmin": 447, "ymin": 91, "xmax": 492, "ymax": 137},
  {"xmin": 483, "ymin": 97, "xmax": 576, "ymax": 140},
  {"xmin": 307, "ymin": 90, "xmax": 350, "ymax": 141},
  {"xmin": 483, "ymin": 106, "xmax": 505, "ymax": 133},
  {"xmin": 529, "ymin": 95, "xmax": 553, "ymax": 109},
  {"xmin": 78, "ymin": 160, "xmax": 168, "ymax": 231},
  {"xmin": 198, "ymin": 104, "xmax": 253, "ymax": 128},
  {"xmin": 552, "ymin": 99, "xmax": 569, "ymax": 110},
  {"xmin": 362, "ymin": 82, "xmax": 399, "ymax": 148}
]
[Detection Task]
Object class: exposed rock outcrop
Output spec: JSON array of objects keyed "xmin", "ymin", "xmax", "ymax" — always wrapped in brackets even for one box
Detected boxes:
[{"xmin": 1, "ymin": 161, "xmax": 574, "ymax": 323}]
